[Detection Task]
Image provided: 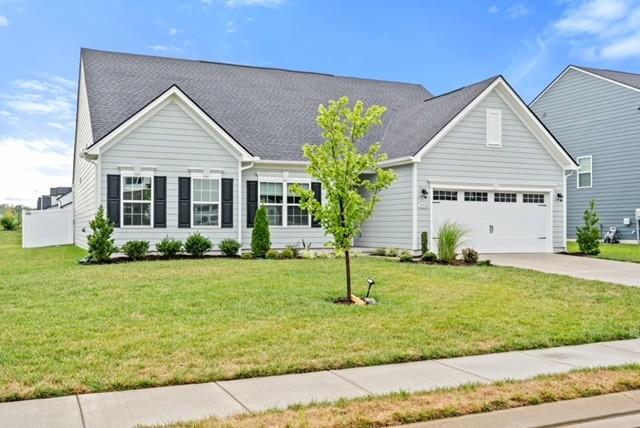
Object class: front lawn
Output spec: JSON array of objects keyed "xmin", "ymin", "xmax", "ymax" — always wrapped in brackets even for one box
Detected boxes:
[
  {"xmin": 2, "ymin": 229, "xmax": 640, "ymax": 402},
  {"xmin": 567, "ymin": 241, "xmax": 640, "ymax": 263}
]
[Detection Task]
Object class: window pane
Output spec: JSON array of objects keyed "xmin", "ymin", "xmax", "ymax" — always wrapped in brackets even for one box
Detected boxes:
[
  {"xmin": 494, "ymin": 192, "xmax": 517, "ymax": 203},
  {"xmin": 123, "ymin": 176, "xmax": 152, "ymax": 201},
  {"xmin": 193, "ymin": 203, "xmax": 219, "ymax": 226},
  {"xmin": 464, "ymin": 192, "xmax": 488, "ymax": 202},
  {"xmin": 265, "ymin": 205, "xmax": 282, "ymax": 226},
  {"xmin": 287, "ymin": 206, "xmax": 309, "ymax": 226},
  {"xmin": 193, "ymin": 178, "xmax": 219, "ymax": 203},
  {"xmin": 433, "ymin": 190, "xmax": 457, "ymax": 201},
  {"xmin": 579, "ymin": 173, "xmax": 591, "ymax": 188},
  {"xmin": 287, "ymin": 183, "xmax": 308, "ymax": 204},
  {"xmin": 123, "ymin": 202, "xmax": 151, "ymax": 226},
  {"xmin": 523, "ymin": 193, "xmax": 545, "ymax": 204},
  {"xmin": 579, "ymin": 157, "xmax": 592, "ymax": 172},
  {"xmin": 260, "ymin": 182, "xmax": 283, "ymax": 204}
]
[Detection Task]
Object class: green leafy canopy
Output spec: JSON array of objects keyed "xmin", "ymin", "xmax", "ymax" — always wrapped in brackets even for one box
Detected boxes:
[{"xmin": 292, "ymin": 96, "xmax": 396, "ymax": 252}]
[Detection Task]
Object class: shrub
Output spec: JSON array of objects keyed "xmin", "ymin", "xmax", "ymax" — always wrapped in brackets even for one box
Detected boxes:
[
  {"xmin": 477, "ymin": 259, "xmax": 492, "ymax": 266},
  {"xmin": 371, "ymin": 248, "xmax": 386, "ymax": 256},
  {"xmin": 421, "ymin": 251, "xmax": 437, "ymax": 262},
  {"xmin": 241, "ymin": 252, "xmax": 255, "ymax": 259},
  {"xmin": 0, "ymin": 209, "xmax": 19, "ymax": 231},
  {"xmin": 86, "ymin": 206, "xmax": 117, "ymax": 263},
  {"xmin": 219, "ymin": 239, "xmax": 242, "ymax": 257},
  {"xmin": 121, "ymin": 240, "xmax": 149, "ymax": 261},
  {"xmin": 184, "ymin": 233, "xmax": 212, "ymax": 257},
  {"xmin": 301, "ymin": 249, "xmax": 316, "ymax": 259},
  {"xmin": 421, "ymin": 231, "xmax": 429, "ymax": 255},
  {"xmin": 399, "ymin": 251, "xmax": 414, "ymax": 263},
  {"xmin": 576, "ymin": 199, "xmax": 601, "ymax": 256},
  {"xmin": 251, "ymin": 207, "xmax": 271, "ymax": 258},
  {"xmin": 285, "ymin": 244, "xmax": 300, "ymax": 258},
  {"xmin": 156, "ymin": 237, "xmax": 183, "ymax": 258},
  {"xmin": 462, "ymin": 247, "xmax": 479, "ymax": 264},
  {"xmin": 279, "ymin": 247, "xmax": 296, "ymax": 259},
  {"xmin": 437, "ymin": 221, "xmax": 466, "ymax": 264},
  {"xmin": 266, "ymin": 249, "xmax": 279, "ymax": 259},
  {"xmin": 385, "ymin": 248, "xmax": 400, "ymax": 257}
]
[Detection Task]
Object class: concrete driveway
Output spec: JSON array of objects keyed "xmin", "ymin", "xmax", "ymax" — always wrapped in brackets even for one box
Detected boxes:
[{"xmin": 489, "ymin": 253, "xmax": 640, "ymax": 287}]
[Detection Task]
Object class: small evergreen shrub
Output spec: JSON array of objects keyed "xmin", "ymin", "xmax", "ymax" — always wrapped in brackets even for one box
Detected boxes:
[
  {"xmin": 219, "ymin": 239, "xmax": 242, "ymax": 257},
  {"xmin": 279, "ymin": 247, "xmax": 296, "ymax": 259},
  {"xmin": 437, "ymin": 221, "xmax": 466, "ymax": 264},
  {"xmin": 385, "ymin": 248, "xmax": 400, "ymax": 257},
  {"xmin": 184, "ymin": 233, "xmax": 212, "ymax": 257},
  {"xmin": 156, "ymin": 237, "xmax": 183, "ymax": 258},
  {"xmin": 576, "ymin": 199, "xmax": 601, "ymax": 256},
  {"xmin": 121, "ymin": 240, "xmax": 149, "ymax": 261},
  {"xmin": 421, "ymin": 251, "xmax": 437, "ymax": 262},
  {"xmin": 251, "ymin": 207, "xmax": 271, "ymax": 258},
  {"xmin": 241, "ymin": 251, "xmax": 255, "ymax": 259},
  {"xmin": 399, "ymin": 251, "xmax": 414, "ymax": 263},
  {"xmin": 421, "ymin": 231, "xmax": 429, "ymax": 255},
  {"xmin": 266, "ymin": 249, "xmax": 279, "ymax": 259},
  {"xmin": 371, "ymin": 248, "xmax": 386, "ymax": 256},
  {"xmin": 462, "ymin": 248, "xmax": 479, "ymax": 264},
  {"xmin": 0, "ymin": 208, "xmax": 19, "ymax": 231},
  {"xmin": 86, "ymin": 206, "xmax": 117, "ymax": 264}
]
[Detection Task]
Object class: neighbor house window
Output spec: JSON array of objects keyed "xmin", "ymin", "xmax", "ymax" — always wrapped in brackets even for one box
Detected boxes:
[
  {"xmin": 122, "ymin": 176, "xmax": 153, "ymax": 227},
  {"xmin": 260, "ymin": 182, "xmax": 284, "ymax": 226},
  {"xmin": 192, "ymin": 177, "xmax": 220, "ymax": 227},
  {"xmin": 523, "ymin": 193, "xmax": 545, "ymax": 204},
  {"xmin": 287, "ymin": 183, "xmax": 310, "ymax": 226},
  {"xmin": 577, "ymin": 156, "xmax": 592, "ymax": 189},
  {"xmin": 433, "ymin": 190, "xmax": 457, "ymax": 201},
  {"xmin": 494, "ymin": 192, "xmax": 517, "ymax": 203},
  {"xmin": 464, "ymin": 191, "xmax": 488, "ymax": 202}
]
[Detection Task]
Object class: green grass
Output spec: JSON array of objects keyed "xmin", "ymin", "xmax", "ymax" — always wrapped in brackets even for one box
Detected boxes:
[
  {"xmin": 567, "ymin": 241, "xmax": 640, "ymax": 263},
  {"xmin": 2, "ymin": 229, "xmax": 640, "ymax": 402}
]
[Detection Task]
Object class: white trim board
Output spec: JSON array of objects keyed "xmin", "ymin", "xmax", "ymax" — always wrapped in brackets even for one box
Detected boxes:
[{"xmin": 531, "ymin": 65, "xmax": 640, "ymax": 106}]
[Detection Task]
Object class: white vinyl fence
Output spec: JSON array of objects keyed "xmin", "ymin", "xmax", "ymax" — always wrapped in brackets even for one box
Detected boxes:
[{"xmin": 22, "ymin": 208, "xmax": 73, "ymax": 248}]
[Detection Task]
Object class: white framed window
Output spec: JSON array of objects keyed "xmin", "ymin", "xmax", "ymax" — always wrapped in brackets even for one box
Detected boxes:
[
  {"xmin": 464, "ymin": 191, "xmax": 488, "ymax": 202},
  {"xmin": 523, "ymin": 193, "xmax": 545, "ymax": 204},
  {"xmin": 122, "ymin": 175, "xmax": 153, "ymax": 227},
  {"xmin": 486, "ymin": 108, "xmax": 502, "ymax": 147},
  {"xmin": 191, "ymin": 176, "xmax": 221, "ymax": 227},
  {"xmin": 259, "ymin": 180, "xmax": 311, "ymax": 227},
  {"xmin": 433, "ymin": 190, "xmax": 457, "ymax": 201},
  {"xmin": 577, "ymin": 155, "xmax": 592, "ymax": 189},
  {"xmin": 494, "ymin": 192, "xmax": 517, "ymax": 203}
]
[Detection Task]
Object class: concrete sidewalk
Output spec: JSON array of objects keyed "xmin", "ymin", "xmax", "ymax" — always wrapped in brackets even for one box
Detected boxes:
[
  {"xmin": 1, "ymin": 339, "xmax": 640, "ymax": 427},
  {"xmin": 403, "ymin": 390, "xmax": 640, "ymax": 427},
  {"xmin": 489, "ymin": 253, "xmax": 640, "ymax": 287}
]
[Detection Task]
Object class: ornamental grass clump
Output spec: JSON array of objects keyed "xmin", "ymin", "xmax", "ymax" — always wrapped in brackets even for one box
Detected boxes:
[{"xmin": 437, "ymin": 221, "xmax": 466, "ymax": 264}]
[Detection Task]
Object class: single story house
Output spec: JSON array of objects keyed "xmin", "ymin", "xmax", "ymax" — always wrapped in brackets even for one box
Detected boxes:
[
  {"xmin": 531, "ymin": 65, "xmax": 640, "ymax": 243},
  {"xmin": 73, "ymin": 49, "xmax": 577, "ymax": 253}
]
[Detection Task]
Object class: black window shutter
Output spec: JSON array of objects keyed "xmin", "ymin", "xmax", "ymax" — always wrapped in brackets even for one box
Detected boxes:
[
  {"xmin": 106, "ymin": 174, "xmax": 120, "ymax": 227},
  {"xmin": 311, "ymin": 182, "xmax": 322, "ymax": 228},
  {"xmin": 178, "ymin": 177, "xmax": 191, "ymax": 228},
  {"xmin": 246, "ymin": 180, "xmax": 258, "ymax": 228},
  {"xmin": 154, "ymin": 176, "xmax": 167, "ymax": 228},
  {"xmin": 221, "ymin": 178, "xmax": 233, "ymax": 228}
]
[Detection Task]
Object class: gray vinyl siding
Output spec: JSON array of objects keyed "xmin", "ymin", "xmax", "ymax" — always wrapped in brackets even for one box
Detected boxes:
[
  {"xmin": 532, "ymin": 68, "xmax": 640, "ymax": 241},
  {"xmin": 73, "ymin": 63, "xmax": 97, "ymax": 249},
  {"xmin": 100, "ymin": 100, "xmax": 239, "ymax": 248},
  {"xmin": 241, "ymin": 165, "xmax": 331, "ymax": 249},
  {"xmin": 418, "ymin": 90, "xmax": 566, "ymax": 251},
  {"xmin": 355, "ymin": 164, "xmax": 414, "ymax": 249}
]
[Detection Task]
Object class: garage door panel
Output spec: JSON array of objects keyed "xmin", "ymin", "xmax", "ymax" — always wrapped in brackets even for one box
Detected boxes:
[{"xmin": 432, "ymin": 190, "xmax": 550, "ymax": 254}]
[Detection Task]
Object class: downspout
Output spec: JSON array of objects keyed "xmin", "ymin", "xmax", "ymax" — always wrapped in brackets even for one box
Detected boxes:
[
  {"xmin": 238, "ymin": 161, "xmax": 255, "ymax": 247},
  {"xmin": 564, "ymin": 169, "xmax": 574, "ymax": 251}
]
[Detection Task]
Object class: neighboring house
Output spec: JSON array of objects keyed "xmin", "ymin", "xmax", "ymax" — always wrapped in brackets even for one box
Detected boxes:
[
  {"xmin": 73, "ymin": 49, "xmax": 576, "ymax": 253},
  {"xmin": 531, "ymin": 66, "xmax": 640, "ymax": 243},
  {"xmin": 37, "ymin": 187, "xmax": 72, "ymax": 210}
]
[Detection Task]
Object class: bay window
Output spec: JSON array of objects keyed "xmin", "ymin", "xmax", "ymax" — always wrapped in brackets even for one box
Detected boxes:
[{"xmin": 122, "ymin": 175, "xmax": 152, "ymax": 227}]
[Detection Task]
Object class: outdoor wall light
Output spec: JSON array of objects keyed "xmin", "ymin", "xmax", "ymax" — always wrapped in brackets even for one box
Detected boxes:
[
  {"xmin": 366, "ymin": 278, "xmax": 375, "ymax": 298},
  {"xmin": 556, "ymin": 192, "xmax": 564, "ymax": 202},
  {"xmin": 421, "ymin": 188, "xmax": 428, "ymax": 199}
]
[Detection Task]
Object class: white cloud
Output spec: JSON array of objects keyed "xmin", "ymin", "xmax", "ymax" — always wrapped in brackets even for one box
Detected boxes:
[
  {"xmin": 2, "ymin": 77, "xmax": 76, "ymax": 122},
  {"xmin": 147, "ymin": 44, "xmax": 183, "ymax": 53},
  {"xmin": 47, "ymin": 122, "xmax": 68, "ymax": 130},
  {"xmin": 0, "ymin": 137, "xmax": 72, "ymax": 205},
  {"xmin": 506, "ymin": 3, "xmax": 529, "ymax": 18},
  {"xmin": 225, "ymin": 0, "xmax": 285, "ymax": 7},
  {"xmin": 169, "ymin": 27, "xmax": 180, "ymax": 36},
  {"xmin": 601, "ymin": 30, "xmax": 640, "ymax": 58},
  {"xmin": 226, "ymin": 20, "xmax": 237, "ymax": 33},
  {"xmin": 488, "ymin": 5, "xmax": 499, "ymax": 14},
  {"xmin": 554, "ymin": 0, "xmax": 627, "ymax": 34},
  {"xmin": 0, "ymin": 15, "xmax": 8, "ymax": 27}
]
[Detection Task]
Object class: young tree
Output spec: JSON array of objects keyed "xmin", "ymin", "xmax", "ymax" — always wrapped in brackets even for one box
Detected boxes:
[
  {"xmin": 293, "ymin": 96, "xmax": 396, "ymax": 302},
  {"xmin": 87, "ymin": 206, "xmax": 118, "ymax": 263},
  {"xmin": 251, "ymin": 206, "xmax": 271, "ymax": 258},
  {"xmin": 576, "ymin": 199, "xmax": 601, "ymax": 256}
]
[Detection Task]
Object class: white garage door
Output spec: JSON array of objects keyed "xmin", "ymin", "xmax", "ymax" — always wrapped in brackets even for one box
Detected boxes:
[{"xmin": 432, "ymin": 189, "xmax": 551, "ymax": 253}]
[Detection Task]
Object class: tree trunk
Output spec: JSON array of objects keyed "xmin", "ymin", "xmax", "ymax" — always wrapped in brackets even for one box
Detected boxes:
[{"xmin": 345, "ymin": 249, "xmax": 352, "ymax": 302}]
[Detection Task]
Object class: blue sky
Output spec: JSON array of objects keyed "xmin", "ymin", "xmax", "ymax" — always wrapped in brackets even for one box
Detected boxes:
[{"xmin": 1, "ymin": 0, "xmax": 639, "ymax": 205}]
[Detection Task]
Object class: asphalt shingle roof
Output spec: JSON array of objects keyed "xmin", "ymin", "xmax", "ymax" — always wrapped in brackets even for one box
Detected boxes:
[
  {"xmin": 81, "ymin": 49, "xmax": 495, "ymax": 160},
  {"xmin": 575, "ymin": 65, "xmax": 640, "ymax": 91}
]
